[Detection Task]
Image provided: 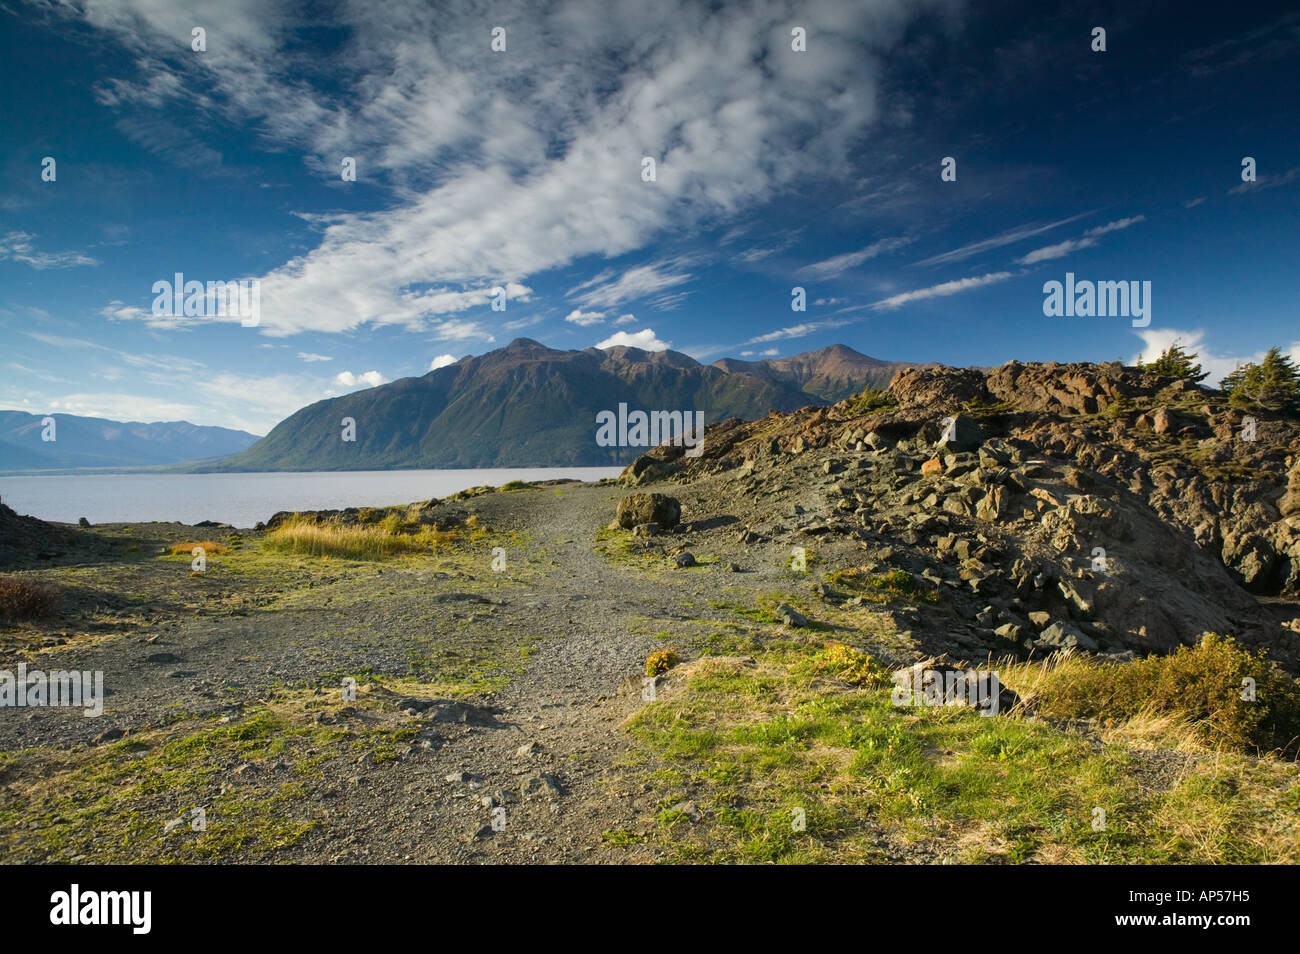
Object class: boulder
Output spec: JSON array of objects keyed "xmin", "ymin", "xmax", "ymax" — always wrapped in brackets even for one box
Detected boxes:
[
  {"xmin": 616, "ymin": 493, "xmax": 681, "ymax": 530},
  {"xmin": 620, "ymin": 454, "xmax": 676, "ymax": 487},
  {"xmin": 936, "ymin": 414, "xmax": 984, "ymax": 454}
]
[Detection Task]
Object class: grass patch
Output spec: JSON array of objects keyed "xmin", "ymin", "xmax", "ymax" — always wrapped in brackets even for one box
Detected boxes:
[
  {"xmin": 824, "ymin": 567, "xmax": 939, "ymax": 605},
  {"xmin": 261, "ymin": 515, "xmax": 463, "ymax": 559},
  {"xmin": 619, "ymin": 599, "xmax": 1300, "ymax": 864},
  {"xmin": 167, "ymin": 541, "xmax": 229, "ymax": 556}
]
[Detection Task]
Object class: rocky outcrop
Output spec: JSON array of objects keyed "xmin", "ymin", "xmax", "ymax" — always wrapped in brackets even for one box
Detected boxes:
[{"xmin": 655, "ymin": 359, "xmax": 1300, "ymax": 667}]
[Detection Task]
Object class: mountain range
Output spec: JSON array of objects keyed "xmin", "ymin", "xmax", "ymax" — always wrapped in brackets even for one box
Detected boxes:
[
  {"xmin": 0, "ymin": 411, "xmax": 259, "ymax": 474},
  {"xmin": 205, "ymin": 340, "xmax": 918, "ymax": 471}
]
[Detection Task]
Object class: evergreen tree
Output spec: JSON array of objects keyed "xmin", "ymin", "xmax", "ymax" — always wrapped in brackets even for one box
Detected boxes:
[
  {"xmin": 1148, "ymin": 342, "xmax": 1209, "ymax": 382},
  {"xmin": 1220, "ymin": 347, "xmax": 1300, "ymax": 416}
]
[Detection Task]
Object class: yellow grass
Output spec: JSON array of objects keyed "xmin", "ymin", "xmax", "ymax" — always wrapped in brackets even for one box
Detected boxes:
[
  {"xmin": 168, "ymin": 541, "xmax": 229, "ymax": 555},
  {"xmin": 261, "ymin": 516, "xmax": 458, "ymax": 559}
]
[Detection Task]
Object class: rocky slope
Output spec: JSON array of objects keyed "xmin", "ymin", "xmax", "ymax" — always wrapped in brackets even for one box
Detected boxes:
[{"xmin": 624, "ymin": 360, "xmax": 1300, "ymax": 668}]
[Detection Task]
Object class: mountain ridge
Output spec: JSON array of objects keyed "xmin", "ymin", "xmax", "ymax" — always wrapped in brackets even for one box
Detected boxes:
[
  {"xmin": 0, "ymin": 411, "xmax": 260, "ymax": 474},
  {"xmin": 201, "ymin": 340, "xmax": 920, "ymax": 472}
]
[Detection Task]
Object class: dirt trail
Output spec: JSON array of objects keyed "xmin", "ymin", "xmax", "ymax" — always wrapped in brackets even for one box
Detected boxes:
[
  {"xmin": 2, "ymin": 481, "xmax": 765, "ymax": 863},
  {"xmin": 315, "ymin": 483, "xmax": 724, "ymax": 863}
]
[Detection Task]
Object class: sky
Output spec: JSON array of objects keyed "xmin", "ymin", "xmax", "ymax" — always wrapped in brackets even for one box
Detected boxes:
[{"xmin": 2, "ymin": 0, "xmax": 1298, "ymax": 435}]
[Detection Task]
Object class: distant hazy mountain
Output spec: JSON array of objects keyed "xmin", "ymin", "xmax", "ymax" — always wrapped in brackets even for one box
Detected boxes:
[
  {"xmin": 206, "ymin": 339, "xmax": 917, "ymax": 471},
  {"xmin": 0, "ymin": 411, "xmax": 260, "ymax": 473}
]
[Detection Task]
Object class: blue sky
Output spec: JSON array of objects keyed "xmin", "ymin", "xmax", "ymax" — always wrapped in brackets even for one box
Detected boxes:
[{"xmin": 2, "ymin": 0, "xmax": 1298, "ymax": 435}]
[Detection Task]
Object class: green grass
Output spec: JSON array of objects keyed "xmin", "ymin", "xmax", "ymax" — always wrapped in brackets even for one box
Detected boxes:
[
  {"xmin": 823, "ymin": 567, "xmax": 940, "ymax": 605},
  {"xmin": 617, "ymin": 600, "xmax": 1300, "ymax": 865}
]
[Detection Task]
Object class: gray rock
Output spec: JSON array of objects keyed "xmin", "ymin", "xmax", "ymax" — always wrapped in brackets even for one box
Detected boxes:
[
  {"xmin": 994, "ymin": 622, "xmax": 1023, "ymax": 641},
  {"xmin": 520, "ymin": 774, "xmax": 562, "ymax": 800},
  {"xmin": 936, "ymin": 413, "xmax": 984, "ymax": 454},
  {"xmin": 1035, "ymin": 620, "xmax": 1099, "ymax": 652}
]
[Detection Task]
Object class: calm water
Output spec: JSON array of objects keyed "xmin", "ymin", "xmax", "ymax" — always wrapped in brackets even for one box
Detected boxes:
[{"xmin": 0, "ymin": 468, "xmax": 622, "ymax": 529}]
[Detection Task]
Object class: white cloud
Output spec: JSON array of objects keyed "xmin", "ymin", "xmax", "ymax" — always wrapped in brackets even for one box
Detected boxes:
[
  {"xmin": 913, "ymin": 214, "xmax": 1093, "ymax": 267},
  {"xmin": 1016, "ymin": 215, "xmax": 1145, "ymax": 265},
  {"xmin": 502, "ymin": 314, "xmax": 545, "ymax": 331},
  {"xmin": 1084, "ymin": 215, "xmax": 1145, "ymax": 237},
  {"xmin": 1017, "ymin": 237, "xmax": 1098, "ymax": 265},
  {"xmin": 564, "ymin": 308, "xmax": 606, "ymax": 326},
  {"xmin": 745, "ymin": 317, "xmax": 857, "ymax": 344},
  {"xmin": 614, "ymin": 313, "xmax": 637, "ymax": 325},
  {"xmin": 595, "ymin": 328, "xmax": 671, "ymax": 351},
  {"xmin": 429, "ymin": 354, "xmax": 459, "ymax": 370},
  {"xmin": 0, "ymin": 231, "xmax": 99, "ymax": 269},
  {"xmin": 872, "ymin": 271, "xmax": 1014, "ymax": 309},
  {"xmin": 800, "ymin": 236, "xmax": 912, "ymax": 279},
  {"xmin": 334, "ymin": 370, "xmax": 386, "ymax": 389},
  {"xmin": 297, "ymin": 352, "xmax": 332, "ymax": 362},
  {"xmin": 54, "ymin": 0, "xmax": 941, "ymax": 337},
  {"xmin": 1228, "ymin": 166, "xmax": 1300, "ymax": 195},
  {"xmin": 569, "ymin": 261, "xmax": 694, "ymax": 310}
]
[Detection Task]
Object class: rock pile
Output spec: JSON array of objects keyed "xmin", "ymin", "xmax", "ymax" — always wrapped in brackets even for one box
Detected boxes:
[{"xmin": 621, "ymin": 360, "xmax": 1300, "ymax": 667}]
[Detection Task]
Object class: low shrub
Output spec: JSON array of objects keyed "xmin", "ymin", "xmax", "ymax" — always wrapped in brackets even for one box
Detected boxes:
[
  {"xmin": 646, "ymin": 648, "xmax": 682, "ymax": 677},
  {"xmin": 1006, "ymin": 634, "xmax": 1300, "ymax": 755},
  {"xmin": 0, "ymin": 576, "xmax": 59, "ymax": 623}
]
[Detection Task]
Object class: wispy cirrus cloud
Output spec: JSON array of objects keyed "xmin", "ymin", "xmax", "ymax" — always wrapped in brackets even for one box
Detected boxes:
[
  {"xmin": 0, "ymin": 231, "xmax": 98, "ymax": 269},
  {"xmin": 1228, "ymin": 166, "xmax": 1300, "ymax": 195},
  {"xmin": 912, "ymin": 213, "xmax": 1093, "ymax": 267},
  {"xmin": 745, "ymin": 319, "xmax": 853, "ymax": 344},
  {"xmin": 1016, "ymin": 215, "xmax": 1145, "ymax": 265},
  {"xmin": 800, "ymin": 236, "xmax": 913, "ymax": 279},
  {"xmin": 872, "ymin": 271, "xmax": 1014, "ymax": 309},
  {"xmin": 568, "ymin": 261, "xmax": 695, "ymax": 310}
]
